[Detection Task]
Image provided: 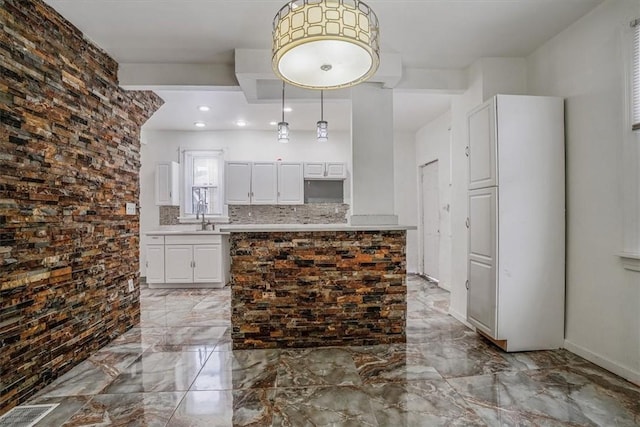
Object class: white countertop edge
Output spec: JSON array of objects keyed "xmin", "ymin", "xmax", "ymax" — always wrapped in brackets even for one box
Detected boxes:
[
  {"xmin": 145, "ymin": 230, "xmax": 229, "ymax": 236},
  {"xmin": 217, "ymin": 224, "xmax": 417, "ymax": 232}
]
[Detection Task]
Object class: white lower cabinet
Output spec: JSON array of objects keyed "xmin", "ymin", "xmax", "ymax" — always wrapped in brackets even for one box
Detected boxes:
[
  {"xmin": 145, "ymin": 234, "xmax": 228, "ymax": 288},
  {"xmin": 146, "ymin": 236, "xmax": 166, "ymax": 284}
]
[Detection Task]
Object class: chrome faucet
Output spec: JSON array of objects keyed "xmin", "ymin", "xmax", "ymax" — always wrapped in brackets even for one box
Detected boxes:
[{"xmin": 196, "ymin": 200, "xmax": 210, "ymax": 230}]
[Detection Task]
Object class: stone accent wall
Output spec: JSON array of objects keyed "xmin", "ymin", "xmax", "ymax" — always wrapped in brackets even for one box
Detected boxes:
[
  {"xmin": 228, "ymin": 203, "xmax": 349, "ymax": 225},
  {"xmin": 0, "ymin": 0, "xmax": 162, "ymax": 414},
  {"xmin": 159, "ymin": 205, "xmax": 180, "ymax": 225},
  {"xmin": 230, "ymin": 230, "xmax": 406, "ymax": 349}
]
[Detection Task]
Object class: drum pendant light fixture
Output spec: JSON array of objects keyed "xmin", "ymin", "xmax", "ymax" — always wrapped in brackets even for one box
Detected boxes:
[{"xmin": 272, "ymin": 0, "xmax": 380, "ymax": 90}]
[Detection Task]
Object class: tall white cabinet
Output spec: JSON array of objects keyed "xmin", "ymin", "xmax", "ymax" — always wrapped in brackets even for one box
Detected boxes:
[{"xmin": 466, "ymin": 94, "xmax": 565, "ymax": 352}]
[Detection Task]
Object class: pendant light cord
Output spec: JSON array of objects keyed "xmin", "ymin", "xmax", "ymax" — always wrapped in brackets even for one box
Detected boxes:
[
  {"xmin": 320, "ymin": 90, "xmax": 324, "ymax": 121},
  {"xmin": 282, "ymin": 81, "xmax": 286, "ymax": 122}
]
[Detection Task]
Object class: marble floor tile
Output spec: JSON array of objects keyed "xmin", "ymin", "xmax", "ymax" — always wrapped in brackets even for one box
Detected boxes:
[
  {"xmin": 415, "ymin": 335, "xmax": 516, "ymax": 379},
  {"xmin": 165, "ymin": 390, "xmax": 233, "ymax": 427},
  {"xmin": 36, "ymin": 358, "xmax": 119, "ymax": 398},
  {"xmin": 231, "ymin": 349, "xmax": 281, "ymax": 390},
  {"xmin": 277, "ymin": 347, "xmax": 362, "ymax": 387},
  {"xmin": 272, "ymin": 386, "xmax": 378, "ymax": 427},
  {"xmin": 364, "ymin": 380, "xmax": 487, "ymax": 427},
  {"xmin": 447, "ymin": 364, "xmax": 640, "ymax": 426},
  {"xmin": 29, "ymin": 395, "xmax": 91, "ymax": 426},
  {"xmin": 349, "ymin": 343, "xmax": 442, "ymax": 384},
  {"xmin": 61, "ymin": 392, "xmax": 184, "ymax": 427},
  {"xmin": 103, "ymin": 351, "xmax": 209, "ymax": 394},
  {"xmin": 190, "ymin": 348, "xmax": 282, "ymax": 391},
  {"xmin": 25, "ymin": 275, "xmax": 640, "ymax": 426},
  {"xmin": 164, "ymin": 309, "xmax": 230, "ymax": 327}
]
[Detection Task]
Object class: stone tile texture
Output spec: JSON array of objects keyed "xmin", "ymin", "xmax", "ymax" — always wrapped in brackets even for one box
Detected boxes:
[
  {"xmin": 0, "ymin": 0, "xmax": 162, "ymax": 415},
  {"xmin": 230, "ymin": 230, "xmax": 407, "ymax": 349}
]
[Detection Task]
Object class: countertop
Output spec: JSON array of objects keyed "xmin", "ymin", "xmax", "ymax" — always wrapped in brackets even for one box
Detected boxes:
[
  {"xmin": 217, "ymin": 224, "xmax": 417, "ymax": 232},
  {"xmin": 145, "ymin": 229, "xmax": 228, "ymax": 236}
]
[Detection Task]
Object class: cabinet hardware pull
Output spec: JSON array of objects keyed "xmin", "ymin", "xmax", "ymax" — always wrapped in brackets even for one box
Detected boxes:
[
  {"xmin": 146, "ymin": 261, "xmax": 148, "ymax": 267},
  {"xmin": 465, "ymin": 146, "xmax": 470, "ymax": 157},
  {"xmin": 465, "ymin": 280, "xmax": 469, "ymax": 290},
  {"xmin": 465, "ymin": 218, "xmax": 470, "ymax": 228}
]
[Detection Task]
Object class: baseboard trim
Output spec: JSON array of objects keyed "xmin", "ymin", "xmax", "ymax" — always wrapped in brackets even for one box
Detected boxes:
[
  {"xmin": 564, "ymin": 339, "xmax": 640, "ymax": 386},
  {"xmin": 449, "ymin": 308, "xmax": 474, "ymax": 329}
]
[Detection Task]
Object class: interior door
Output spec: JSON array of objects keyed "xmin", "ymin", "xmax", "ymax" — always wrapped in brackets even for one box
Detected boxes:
[
  {"xmin": 467, "ymin": 187, "xmax": 498, "ymax": 336},
  {"xmin": 421, "ymin": 161, "xmax": 440, "ymax": 280},
  {"xmin": 468, "ymin": 99, "xmax": 497, "ymax": 190}
]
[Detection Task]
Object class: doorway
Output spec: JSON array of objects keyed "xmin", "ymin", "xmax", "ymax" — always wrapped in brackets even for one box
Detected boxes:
[{"xmin": 420, "ymin": 160, "xmax": 440, "ymax": 281}]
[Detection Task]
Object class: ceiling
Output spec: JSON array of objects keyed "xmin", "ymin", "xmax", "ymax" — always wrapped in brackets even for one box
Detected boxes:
[{"xmin": 44, "ymin": 0, "xmax": 603, "ymax": 132}]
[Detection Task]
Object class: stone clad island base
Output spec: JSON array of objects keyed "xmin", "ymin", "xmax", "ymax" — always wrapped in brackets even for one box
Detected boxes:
[{"xmin": 229, "ymin": 229, "xmax": 407, "ymax": 349}]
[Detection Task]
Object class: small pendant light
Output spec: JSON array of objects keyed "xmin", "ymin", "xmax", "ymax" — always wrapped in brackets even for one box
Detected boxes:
[
  {"xmin": 277, "ymin": 81, "xmax": 289, "ymax": 143},
  {"xmin": 317, "ymin": 90, "xmax": 328, "ymax": 142}
]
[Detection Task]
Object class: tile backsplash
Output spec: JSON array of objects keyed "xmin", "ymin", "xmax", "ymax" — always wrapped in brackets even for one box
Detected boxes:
[{"xmin": 158, "ymin": 203, "xmax": 349, "ymax": 225}]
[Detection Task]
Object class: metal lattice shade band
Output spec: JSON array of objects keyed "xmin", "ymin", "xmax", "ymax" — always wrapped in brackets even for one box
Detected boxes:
[{"xmin": 272, "ymin": 0, "xmax": 380, "ymax": 89}]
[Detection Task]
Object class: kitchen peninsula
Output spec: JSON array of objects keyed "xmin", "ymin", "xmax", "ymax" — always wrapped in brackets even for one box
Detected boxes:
[{"xmin": 221, "ymin": 224, "xmax": 411, "ymax": 350}]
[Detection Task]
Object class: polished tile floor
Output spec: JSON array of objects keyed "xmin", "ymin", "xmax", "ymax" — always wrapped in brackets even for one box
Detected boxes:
[{"xmin": 26, "ymin": 276, "xmax": 640, "ymax": 426}]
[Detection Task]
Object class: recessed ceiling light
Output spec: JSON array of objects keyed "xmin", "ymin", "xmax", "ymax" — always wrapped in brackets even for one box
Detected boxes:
[
  {"xmin": 198, "ymin": 105, "xmax": 210, "ymax": 112},
  {"xmin": 283, "ymin": 107, "xmax": 292, "ymax": 113},
  {"xmin": 236, "ymin": 120, "xmax": 247, "ymax": 127},
  {"xmin": 194, "ymin": 121, "xmax": 206, "ymax": 128},
  {"xmin": 269, "ymin": 121, "xmax": 278, "ymax": 126}
]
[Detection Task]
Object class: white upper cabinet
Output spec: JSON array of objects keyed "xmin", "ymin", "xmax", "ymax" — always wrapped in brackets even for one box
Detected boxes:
[
  {"xmin": 225, "ymin": 161, "xmax": 300, "ymax": 205},
  {"xmin": 467, "ymin": 100, "xmax": 497, "ymax": 190},
  {"xmin": 250, "ymin": 162, "xmax": 278, "ymax": 204},
  {"xmin": 277, "ymin": 162, "xmax": 304, "ymax": 204},
  {"xmin": 303, "ymin": 162, "xmax": 347, "ymax": 179},
  {"xmin": 225, "ymin": 161, "xmax": 252, "ymax": 205},
  {"xmin": 155, "ymin": 161, "xmax": 180, "ymax": 206}
]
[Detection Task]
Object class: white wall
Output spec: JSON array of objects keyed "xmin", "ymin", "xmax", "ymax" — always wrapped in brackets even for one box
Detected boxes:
[
  {"xmin": 139, "ymin": 129, "xmax": 352, "ymax": 273},
  {"xmin": 526, "ymin": 0, "xmax": 640, "ymax": 384},
  {"xmin": 415, "ymin": 111, "xmax": 453, "ymax": 290},
  {"xmin": 394, "ymin": 131, "xmax": 419, "ymax": 272}
]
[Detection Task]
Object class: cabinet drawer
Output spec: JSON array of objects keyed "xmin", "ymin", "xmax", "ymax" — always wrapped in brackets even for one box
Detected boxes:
[
  {"xmin": 147, "ymin": 235, "xmax": 165, "ymax": 244},
  {"xmin": 165, "ymin": 235, "xmax": 222, "ymax": 245}
]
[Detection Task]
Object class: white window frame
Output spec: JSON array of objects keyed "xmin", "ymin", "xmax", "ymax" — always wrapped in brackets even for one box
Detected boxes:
[
  {"xmin": 180, "ymin": 149, "xmax": 228, "ymax": 221},
  {"xmin": 620, "ymin": 18, "xmax": 640, "ymax": 271}
]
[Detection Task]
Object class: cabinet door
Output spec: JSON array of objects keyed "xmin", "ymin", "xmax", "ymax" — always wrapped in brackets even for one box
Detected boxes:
[
  {"xmin": 155, "ymin": 162, "xmax": 179, "ymax": 206},
  {"xmin": 165, "ymin": 245, "xmax": 194, "ymax": 283},
  {"xmin": 251, "ymin": 162, "xmax": 278, "ymax": 204},
  {"xmin": 146, "ymin": 245, "xmax": 165, "ymax": 283},
  {"xmin": 193, "ymin": 245, "xmax": 221, "ymax": 283},
  {"xmin": 303, "ymin": 162, "xmax": 325, "ymax": 179},
  {"xmin": 467, "ymin": 187, "xmax": 498, "ymax": 337},
  {"xmin": 277, "ymin": 162, "xmax": 303, "ymax": 204},
  {"xmin": 325, "ymin": 162, "xmax": 346, "ymax": 179},
  {"xmin": 468, "ymin": 99, "xmax": 497, "ymax": 190},
  {"xmin": 225, "ymin": 162, "xmax": 252, "ymax": 205}
]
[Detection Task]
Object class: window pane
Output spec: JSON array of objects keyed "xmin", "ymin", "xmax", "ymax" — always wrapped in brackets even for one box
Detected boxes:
[
  {"xmin": 193, "ymin": 158, "xmax": 218, "ymax": 186},
  {"xmin": 192, "ymin": 186, "xmax": 219, "ymax": 215}
]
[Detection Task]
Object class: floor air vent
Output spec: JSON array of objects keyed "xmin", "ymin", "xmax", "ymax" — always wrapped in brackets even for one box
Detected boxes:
[{"xmin": 0, "ymin": 404, "xmax": 58, "ymax": 427}]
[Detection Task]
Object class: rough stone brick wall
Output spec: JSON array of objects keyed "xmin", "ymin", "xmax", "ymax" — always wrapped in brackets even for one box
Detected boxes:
[
  {"xmin": 0, "ymin": 0, "xmax": 162, "ymax": 414},
  {"xmin": 230, "ymin": 230, "xmax": 407, "ymax": 349}
]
